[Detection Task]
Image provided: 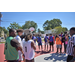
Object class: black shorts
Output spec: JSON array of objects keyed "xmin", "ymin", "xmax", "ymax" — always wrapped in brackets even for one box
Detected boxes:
[
  {"xmin": 49, "ymin": 42, "xmax": 54, "ymax": 46},
  {"xmin": 25, "ymin": 58, "xmax": 34, "ymax": 62}
]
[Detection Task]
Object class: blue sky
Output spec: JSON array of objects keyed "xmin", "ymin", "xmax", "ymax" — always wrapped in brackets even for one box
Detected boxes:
[{"xmin": 1, "ymin": 12, "xmax": 75, "ymax": 31}]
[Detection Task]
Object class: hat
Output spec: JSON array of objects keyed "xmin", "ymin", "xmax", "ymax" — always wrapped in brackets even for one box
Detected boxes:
[{"xmin": 11, "ymin": 39, "xmax": 20, "ymax": 48}]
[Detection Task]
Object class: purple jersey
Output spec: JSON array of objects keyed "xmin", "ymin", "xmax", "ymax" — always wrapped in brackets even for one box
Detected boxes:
[
  {"xmin": 44, "ymin": 36, "xmax": 48, "ymax": 42},
  {"xmin": 38, "ymin": 37, "xmax": 42, "ymax": 43}
]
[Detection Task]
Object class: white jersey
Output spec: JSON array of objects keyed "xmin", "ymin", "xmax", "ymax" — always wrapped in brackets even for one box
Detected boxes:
[{"xmin": 23, "ymin": 39, "xmax": 35, "ymax": 60}]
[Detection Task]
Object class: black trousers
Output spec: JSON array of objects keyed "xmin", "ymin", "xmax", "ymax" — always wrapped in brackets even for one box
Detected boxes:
[{"xmin": 67, "ymin": 55, "xmax": 73, "ymax": 62}]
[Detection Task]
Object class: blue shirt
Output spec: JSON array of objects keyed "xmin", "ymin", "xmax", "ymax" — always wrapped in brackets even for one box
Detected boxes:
[
  {"xmin": 49, "ymin": 36, "xmax": 53, "ymax": 42},
  {"xmin": 32, "ymin": 36, "xmax": 36, "ymax": 42},
  {"xmin": 38, "ymin": 37, "xmax": 42, "ymax": 43},
  {"xmin": 44, "ymin": 36, "xmax": 48, "ymax": 42},
  {"xmin": 59, "ymin": 34, "xmax": 63, "ymax": 37}
]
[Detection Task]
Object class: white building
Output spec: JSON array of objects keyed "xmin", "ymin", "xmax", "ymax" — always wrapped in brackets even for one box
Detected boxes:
[{"xmin": 44, "ymin": 29, "xmax": 56, "ymax": 34}]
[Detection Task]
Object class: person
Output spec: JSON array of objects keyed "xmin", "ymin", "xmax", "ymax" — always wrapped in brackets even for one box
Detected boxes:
[
  {"xmin": 56, "ymin": 35, "xmax": 62, "ymax": 54},
  {"xmin": 32, "ymin": 34, "xmax": 36, "ymax": 45},
  {"xmin": 52, "ymin": 35, "xmax": 55, "ymax": 51},
  {"xmin": 23, "ymin": 34, "xmax": 36, "ymax": 62},
  {"xmin": 21, "ymin": 34, "xmax": 26, "ymax": 45},
  {"xmin": 4, "ymin": 29, "xmax": 24, "ymax": 62},
  {"xmin": 37, "ymin": 35, "xmax": 43, "ymax": 51},
  {"xmin": 64, "ymin": 34, "xmax": 69, "ymax": 53},
  {"xmin": 48, "ymin": 34, "xmax": 54, "ymax": 52},
  {"xmin": 15, "ymin": 29, "xmax": 23, "ymax": 62},
  {"xmin": 44, "ymin": 34, "xmax": 49, "ymax": 51},
  {"xmin": 61, "ymin": 32, "xmax": 68, "ymax": 53},
  {"xmin": 66, "ymin": 27, "xmax": 75, "ymax": 62}
]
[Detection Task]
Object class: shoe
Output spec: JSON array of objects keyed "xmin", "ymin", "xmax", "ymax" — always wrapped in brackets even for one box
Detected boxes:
[
  {"xmin": 49, "ymin": 49, "xmax": 51, "ymax": 52},
  {"xmin": 56, "ymin": 52, "xmax": 58, "ymax": 54},
  {"xmin": 59, "ymin": 53, "xmax": 62, "ymax": 55}
]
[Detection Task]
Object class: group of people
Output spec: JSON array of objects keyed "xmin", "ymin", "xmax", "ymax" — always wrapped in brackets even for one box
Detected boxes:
[
  {"xmin": 4, "ymin": 29, "xmax": 36, "ymax": 62},
  {"xmin": 32, "ymin": 32, "xmax": 70, "ymax": 54},
  {"xmin": 4, "ymin": 27, "xmax": 75, "ymax": 62}
]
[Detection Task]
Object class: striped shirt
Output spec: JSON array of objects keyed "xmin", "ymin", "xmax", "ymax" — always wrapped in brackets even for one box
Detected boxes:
[{"xmin": 66, "ymin": 34, "xmax": 75, "ymax": 56}]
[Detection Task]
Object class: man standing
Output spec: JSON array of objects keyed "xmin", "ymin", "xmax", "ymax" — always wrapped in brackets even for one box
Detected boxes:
[
  {"xmin": 44, "ymin": 34, "xmax": 49, "ymax": 51},
  {"xmin": 32, "ymin": 34, "xmax": 36, "ymax": 45},
  {"xmin": 48, "ymin": 34, "xmax": 54, "ymax": 52},
  {"xmin": 4, "ymin": 29, "xmax": 24, "ymax": 62},
  {"xmin": 37, "ymin": 35, "xmax": 43, "ymax": 51},
  {"xmin": 66, "ymin": 27, "xmax": 75, "ymax": 62},
  {"xmin": 15, "ymin": 29, "xmax": 23, "ymax": 62}
]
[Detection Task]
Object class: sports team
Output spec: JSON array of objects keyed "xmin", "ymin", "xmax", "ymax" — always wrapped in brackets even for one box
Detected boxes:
[{"xmin": 4, "ymin": 27, "xmax": 75, "ymax": 62}]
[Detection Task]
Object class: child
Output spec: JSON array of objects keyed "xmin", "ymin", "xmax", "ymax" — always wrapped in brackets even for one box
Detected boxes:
[
  {"xmin": 56, "ymin": 35, "xmax": 62, "ymax": 54},
  {"xmin": 44, "ymin": 34, "xmax": 49, "ymax": 51},
  {"xmin": 37, "ymin": 35, "xmax": 43, "ymax": 51}
]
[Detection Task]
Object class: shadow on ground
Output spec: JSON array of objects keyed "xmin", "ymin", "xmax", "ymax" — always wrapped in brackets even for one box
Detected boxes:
[
  {"xmin": 44, "ymin": 53, "xmax": 67, "ymax": 62},
  {"xmin": 35, "ymin": 50, "xmax": 50, "ymax": 54}
]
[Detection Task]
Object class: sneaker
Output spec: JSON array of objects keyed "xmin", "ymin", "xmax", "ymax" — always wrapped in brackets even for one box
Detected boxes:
[
  {"xmin": 56, "ymin": 52, "xmax": 58, "ymax": 54},
  {"xmin": 52, "ymin": 50, "xmax": 54, "ymax": 52},
  {"xmin": 49, "ymin": 49, "xmax": 51, "ymax": 52},
  {"xmin": 59, "ymin": 53, "xmax": 62, "ymax": 55}
]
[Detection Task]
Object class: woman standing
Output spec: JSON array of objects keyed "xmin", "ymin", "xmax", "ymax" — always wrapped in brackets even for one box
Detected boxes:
[{"xmin": 64, "ymin": 34, "xmax": 69, "ymax": 53}]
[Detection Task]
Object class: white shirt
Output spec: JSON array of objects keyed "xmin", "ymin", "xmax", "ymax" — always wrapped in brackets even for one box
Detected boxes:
[
  {"xmin": 23, "ymin": 39, "xmax": 35, "ymax": 60},
  {"xmin": 15, "ymin": 35, "xmax": 23, "ymax": 52},
  {"xmin": 66, "ymin": 34, "xmax": 75, "ymax": 56},
  {"xmin": 22, "ymin": 38, "xmax": 25, "ymax": 45}
]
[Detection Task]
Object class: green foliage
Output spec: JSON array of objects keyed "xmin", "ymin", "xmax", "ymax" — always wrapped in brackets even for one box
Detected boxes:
[
  {"xmin": 0, "ymin": 19, "xmax": 68, "ymax": 36},
  {"xmin": 38, "ymin": 28, "xmax": 41, "ymax": 33},
  {"xmin": 0, "ymin": 27, "xmax": 8, "ymax": 37},
  {"xmin": 7, "ymin": 22, "xmax": 22, "ymax": 30},
  {"xmin": 43, "ymin": 19, "xmax": 62, "ymax": 30},
  {"xmin": 54, "ymin": 26, "xmax": 68, "ymax": 34},
  {"xmin": 22, "ymin": 21, "xmax": 38, "ymax": 32},
  {"xmin": 38, "ymin": 28, "xmax": 44, "ymax": 34},
  {"xmin": 62, "ymin": 27, "xmax": 68, "ymax": 32}
]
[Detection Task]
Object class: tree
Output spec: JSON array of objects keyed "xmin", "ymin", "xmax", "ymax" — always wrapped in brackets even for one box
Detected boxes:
[
  {"xmin": 54, "ymin": 26, "xmax": 63, "ymax": 34},
  {"xmin": 7, "ymin": 22, "xmax": 22, "ymax": 30},
  {"xmin": 54, "ymin": 26, "xmax": 68, "ymax": 34},
  {"xmin": 38, "ymin": 28, "xmax": 41, "ymax": 33},
  {"xmin": 43, "ymin": 19, "xmax": 62, "ymax": 30},
  {"xmin": 22, "ymin": 21, "xmax": 38, "ymax": 32},
  {"xmin": 38, "ymin": 28, "xmax": 44, "ymax": 34},
  {"xmin": 43, "ymin": 20, "xmax": 50, "ymax": 30},
  {"xmin": 62, "ymin": 27, "xmax": 68, "ymax": 32},
  {"xmin": 40, "ymin": 31, "xmax": 44, "ymax": 34}
]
